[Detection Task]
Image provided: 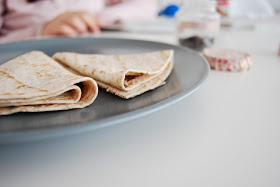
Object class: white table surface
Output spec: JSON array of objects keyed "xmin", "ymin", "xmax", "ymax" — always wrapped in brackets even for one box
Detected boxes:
[{"xmin": 1, "ymin": 23, "xmax": 280, "ymax": 187}]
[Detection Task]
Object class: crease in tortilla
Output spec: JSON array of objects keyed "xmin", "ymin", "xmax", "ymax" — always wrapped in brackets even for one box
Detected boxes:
[
  {"xmin": 0, "ymin": 51, "xmax": 98, "ymax": 115},
  {"xmin": 53, "ymin": 50, "xmax": 174, "ymax": 99}
]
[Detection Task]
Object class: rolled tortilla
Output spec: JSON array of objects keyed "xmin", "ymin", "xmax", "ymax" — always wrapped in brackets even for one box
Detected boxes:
[
  {"xmin": 53, "ymin": 50, "xmax": 174, "ymax": 99},
  {"xmin": 0, "ymin": 51, "xmax": 98, "ymax": 115}
]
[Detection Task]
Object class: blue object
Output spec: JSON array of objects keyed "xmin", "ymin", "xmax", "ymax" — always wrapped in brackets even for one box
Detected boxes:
[{"xmin": 159, "ymin": 4, "xmax": 180, "ymax": 17}]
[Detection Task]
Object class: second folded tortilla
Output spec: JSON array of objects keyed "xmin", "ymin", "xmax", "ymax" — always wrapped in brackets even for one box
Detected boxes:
[{"xmin": 53, "ymin": 50, "xmax": 174, "ymax": 99}]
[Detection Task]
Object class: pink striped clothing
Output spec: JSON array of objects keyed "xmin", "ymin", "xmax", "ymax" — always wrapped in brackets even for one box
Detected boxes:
[{"xmin": 0, "ymin": 0, "xmax": 156, "ymax": 43}]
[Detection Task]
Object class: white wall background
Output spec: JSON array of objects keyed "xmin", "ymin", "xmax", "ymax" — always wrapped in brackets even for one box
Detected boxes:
[{"xmin": 157, "ymin": 0, "xmax": 280, "ymax": 14}]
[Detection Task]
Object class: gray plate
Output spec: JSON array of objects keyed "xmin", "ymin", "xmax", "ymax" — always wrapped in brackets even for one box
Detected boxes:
[{"xmin": 0, "ymin": 37, "xmax": 209, "ymax": 143}]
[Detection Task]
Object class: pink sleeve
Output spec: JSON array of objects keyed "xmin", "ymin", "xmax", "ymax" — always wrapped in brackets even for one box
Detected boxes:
[
  {"xmin": 0, "ymin": 0, "xmax": 58, "ymax": 44},
  {"xmin": 98, "ymin": 0, "xmax": 157, "ymax": 27},
  {"xmin": 0, "ymin": 0, "xmax": 4, "ymax": 29},
  {"xmin": 0, "ymin": 24, "xmax": 44, "ymax": 44}
]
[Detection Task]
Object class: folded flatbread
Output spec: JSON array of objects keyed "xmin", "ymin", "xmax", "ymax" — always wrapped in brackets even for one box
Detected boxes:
[
  {"xmin": 0, "ymin": 51, "xmax": 98, "ymax": 115},
  {"xmin": 53, "ymin": 50, "xmax": 174, "ymax": 99}
]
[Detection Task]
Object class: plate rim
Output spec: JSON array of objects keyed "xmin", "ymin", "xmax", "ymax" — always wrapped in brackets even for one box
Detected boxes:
[{"xmin": 0, "ymin": 37, "xmax": 210, "ymax": 143}]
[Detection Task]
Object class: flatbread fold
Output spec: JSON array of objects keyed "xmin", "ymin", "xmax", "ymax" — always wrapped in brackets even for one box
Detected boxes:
[
  {"xmin": 53, "ymin": 50, "xmax": 174, "ymax": 99},
  {"xmin": 0, "ymin": 51, "xmax": 98, "ymax": 115}
]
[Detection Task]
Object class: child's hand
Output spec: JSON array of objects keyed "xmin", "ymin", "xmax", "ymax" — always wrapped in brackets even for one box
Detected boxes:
[{"xmin": 42, "ymin": 12, "xmax": 100, "ymax": 37}]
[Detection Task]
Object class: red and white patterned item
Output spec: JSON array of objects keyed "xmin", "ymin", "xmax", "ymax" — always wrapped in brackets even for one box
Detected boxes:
[
  {"xmin": 203, "ymin": 48, "xmax": 252, "ymax": 72},
  {"xmin": 216, "ymin": 0, "xmax": 231, "ymax": 17},
  {"xmin": 278, "ymin": 43, "xmax": 280, "ymax": 56}
]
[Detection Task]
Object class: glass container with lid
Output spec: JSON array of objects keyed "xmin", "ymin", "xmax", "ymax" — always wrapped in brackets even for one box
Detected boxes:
[{"xmin": 176, "ymin": 0, "xmax": 220, "ymax": 51}]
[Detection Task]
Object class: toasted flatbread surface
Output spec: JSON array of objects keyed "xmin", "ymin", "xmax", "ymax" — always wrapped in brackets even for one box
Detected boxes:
[
  {"xmin": 53, "ymin": 50, "xmax": 174, "ymax": 99},
  {"xmin": 0, "ymin": 51, "xmax": 98, "ymax": 115}
]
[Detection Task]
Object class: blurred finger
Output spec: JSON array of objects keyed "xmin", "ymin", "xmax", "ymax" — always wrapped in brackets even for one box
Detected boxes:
[
  {"xmin": 79, "ymin": 12, "xmax": 101, "ymax": 34},
  {"xmin": 64, "ymin": 16, "xmax": 88, "ymax": 34},
  {"xmin": 56, "ymin": 24, "xmax": 77, "ymax": 37}
]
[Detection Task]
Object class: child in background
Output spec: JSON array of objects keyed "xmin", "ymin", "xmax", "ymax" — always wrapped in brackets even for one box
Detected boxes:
[{"xmin": 0, "ymin": 0, "xmax": 157, "ymax": 43}]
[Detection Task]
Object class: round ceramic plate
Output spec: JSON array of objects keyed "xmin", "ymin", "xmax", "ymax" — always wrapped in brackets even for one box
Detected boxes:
[{"xmin": 0, "ymin": 37, "xmax": 209, "ymax": 143}]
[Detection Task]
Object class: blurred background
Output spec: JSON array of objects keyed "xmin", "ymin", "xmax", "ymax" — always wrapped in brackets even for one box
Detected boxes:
[
  {"xmin": 1, "ymin": 0, "xmax": 279, "ymax": 44},
  {"xmin": 122, "ymin": 0, "xmax": 280, "ymax": 50},
  {"xmin": 157, "ymin": 0, "xmax": 280, "ymax": 16},
  {"xmin": 122, "ymin": 0, "xmax": 280, "ymax": 37}
]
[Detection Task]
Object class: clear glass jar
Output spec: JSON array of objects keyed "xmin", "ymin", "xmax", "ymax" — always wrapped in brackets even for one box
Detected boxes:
[{"xmin": 176, "ymin": 0, "xmax": 220, "ymax": 51}]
